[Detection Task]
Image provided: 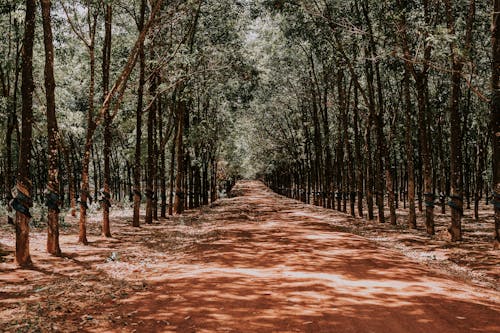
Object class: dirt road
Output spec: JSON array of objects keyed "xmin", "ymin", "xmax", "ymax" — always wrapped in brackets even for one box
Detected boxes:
[{"xmin": 103, "ymin": 181, "xmax": 500, "ymax": 332}]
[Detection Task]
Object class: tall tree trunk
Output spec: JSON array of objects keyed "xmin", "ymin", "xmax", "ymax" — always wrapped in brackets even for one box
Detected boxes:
[
  {"xmin": 132, "ymin": 0, "xmax": 146, "ymax": 227},
  {"xmin": 174, "ymin": 101, "xmax": 185, "ymax": 214},
  {"xmin": 403, "ymin": 69, "xmax": 416, "ymax": 228},
  {"xmin": 160, "ymin": 99, "xmax": 167, "ymax": 218},
  {"xmin": 14, "ymin": 0, "xmax": 36, "ymax": 266},
  {"xmin": 79, "ymin": 43, "xmax": 96, "ymax": 245},
  {"xmin": 353, "ymin": 86, "xmax": 364, "ymax": 218},
  {"xmin": 101, "ymin": 3, "xmax": 112, "ymax": 237},
  {"xmin": 474, "ymin": 138, "xmax": 485, "ymax": 221},
  {"xmin": 491, "ymin": 0, "xmax": 500, "ymax": 245},
  {"xmin": 77, "ymin": 4, "xmax": 99, "ymax": 245},
  {"xmin": 343, "ymin": 78, "xmax": 356, "ymax": 217},
  {"xmin": 146, "ymin": 73, "xmax": 157, "ymax": 224},
  {"xmin": 321, "ymin": 72, "xmax": 333, "ymax": 210},
  {"xmin": 445, "ymin": 0, "xmax": 475, "ymax": 241},
  {"xmin": 417, "ymin": 74, "xmax": 434, "ymax": 235},
  {"xmin": 41, "ymin": 0, "xmax": 61, "ymax": 255},
  {"xmin": 169, "ymin": 134, "xmax": 176, "ymax": 216}
]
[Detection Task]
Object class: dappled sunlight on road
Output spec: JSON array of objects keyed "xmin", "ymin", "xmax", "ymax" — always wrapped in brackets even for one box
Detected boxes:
[
  {"xmin": 2, "ymin": 180, "xmax": 498, "ymax": 332},
  {"xmin": 101, "ymin": 181, "xmax": 500, "ymax": 333}
]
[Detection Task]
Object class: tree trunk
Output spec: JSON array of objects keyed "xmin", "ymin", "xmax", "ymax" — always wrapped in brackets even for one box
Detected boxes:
[
  {"xmin": 78, "ymin": 40, "xmax": 96, "ymax": 245},
  {"xmin": 14, "ymin": 0, "xmax": 36, "ymax": 266},
  {"xmin": 403, "ymin": 69, "xmax": 416, "ymax": 228},
  {"xmin": 474, "ymin": 138, "xmax": 485, "ymax": 221},
  {"xmin": 353, "ymin": 86, "xmax": 364, "ymax": 218},
  {"xmin": 445, "ymin": 0, "xmax": 475, "ymax": 241},
  {"xmin": 491, "ymin": 0, "xmax": 500, "ymax": 245},
  {"xmin": 146, "ymin": 74, "xmax": 157, "ymax": 224},
  {"xmin": 77, "ymin": 4, "xmax": 99, "ymax": 245},
  {"xmin": 41, "ymin": 0, "xmax": 61, "ymax": 255},
  {"xmin": 160, "ymin": 99, "xmax": 167, "ymax": 218},
  {"xmin": 101, "ymin": 3, "xmax": 112, "ymax": 237},
  {"xmin": 132, "ymin": 0, "xmax": 146, "ymax": 227},
  {"xmin": 174, "ymin": 101, "xmax": 185, "ymax": 214},
  {"xmin": 416, "ymin": 75, "xmax": 435, "ymax": 235},
  {"xmin": 169, "ymin": 131, "xmax": 176, "ymax": 216}
]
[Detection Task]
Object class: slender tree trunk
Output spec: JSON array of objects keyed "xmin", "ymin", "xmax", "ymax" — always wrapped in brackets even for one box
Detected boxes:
[
  {"xmin": 174, "ymin": 101, "xmax": 185, "ymax": 214},
  {"xmin": 168, "ymin": 130, "xmax": 176, "ymax": 216},
  {"xmin": 343, "ymin": 79, "xmax": 355, "ymax": 217},
  {"xmin": 41, "ymin": 0, "xmax": 61, "ymax": 255},
  {"xmin": 14, "ymin": 0, "xmax": 36, "ymax": 266},
  {"xmin": 491, "ymin": 0, "xmax": 500, "ymax": 245},
  {"xmin": 101, "ymin": 3, "xmax": 112, "ymax": 237},
  {"xmin": 210, "ymin": 158, "xmax": 217, "ymax": 203},
  {"xmin": 321, "ymin": 73, "xmax": 333, "ymax": 210},
  {"xmin": 77, "ymin": 3, "xmax": 99, "ymax": 244},
  {"xmin": 416, "ymin": 75, "xmax": 435, "ymax": 235},
  {"xmin": 445, "ymin": 0, "xmax": 475, "ymax": 241},
  {"xmin": 474, "ymin": 138, "xmax": 485, "ymax": 221},
  {"xmin": 79, "ymin": 41, "xmax": 96, "ymax": 245},
  {"xmin": 133, "ymin": 0, "xmax": 146, "ymax": 227},
  {"xmin": 353, "ymin": 87, "xmax": 364, "ymax": 218},
  {"xmin": 160, "ymin": 100, "xmax": 167, "ymax": 218},
  {"xmin": 146, "ymin": 74, "xmax": 157, "ymax": 224},
  {"xmin": 403, "ymin": 69, "xmax": 416, "ymax": 228}
]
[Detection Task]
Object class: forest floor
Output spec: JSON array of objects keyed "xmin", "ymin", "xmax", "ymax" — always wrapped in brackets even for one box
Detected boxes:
[{"xmin": 0, "ymin": 180, "xmax": 499, "ymax": 332}]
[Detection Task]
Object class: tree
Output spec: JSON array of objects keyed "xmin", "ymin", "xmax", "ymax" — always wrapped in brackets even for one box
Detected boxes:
[
  {"xmin": 13, "ymin": 0, "xmax": 36, "ymax": 266},
  {"xmin": 445, "ymin": 0, "xmax": 476, "ymax": 241},
  {"xmin": 41, "ymin": 0, "xmax": 61, "ymax": 255},
  {"xmin": 492, "ymin": 0, "xmax": 500, "ymax": 245},
  {"xmin": 133, "ymin": 0, "xmax": 146, "ymax": 227},
  {"xmin": 101, "ymin": 2, "xmax": 112, "ymax": 237}
]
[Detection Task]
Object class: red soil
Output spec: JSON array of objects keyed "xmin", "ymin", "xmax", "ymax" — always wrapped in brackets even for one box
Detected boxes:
[{"xmin": 1, "ymin": 180, "xmax": 499, "ymax": 332}]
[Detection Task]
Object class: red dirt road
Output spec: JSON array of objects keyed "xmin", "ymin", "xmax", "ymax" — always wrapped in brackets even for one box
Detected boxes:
[{"xmin": 101, "ymin": 181, "xmax": 500, "ymax": 333}]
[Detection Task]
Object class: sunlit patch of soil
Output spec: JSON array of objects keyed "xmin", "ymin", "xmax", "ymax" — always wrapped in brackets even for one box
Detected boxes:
[
  {"xmin": 274, "ymin": 193, "xmax": 499, "ymax": 291},
  {"xmin": 0, "ymin": 207, "xmax": 225, "ymax": 332}
]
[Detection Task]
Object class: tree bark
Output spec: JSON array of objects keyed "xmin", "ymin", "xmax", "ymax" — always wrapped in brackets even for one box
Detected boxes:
[
  {"xmin": 133, "ymin": 0, "xmax": 147, "ymax": 227},
  {"xmin": 101, "ymin": 3, "xmax": 112, "ymax": 237},
  {"xmin": 77, "ymin": 4, "xmax": 98, "ymax": 245},
  {"xmin": 491, "ymin": 0, "xmax": 500, "ymax": 245},
  {"xmin": 353, "ymin": 86, "xmax": 364, "ymax": 218},
  {"xmin": 146, "ymin": 74, "xmax": 157, "ymax": 224},
  {"xmin": 174, "ymin": 101, "xmax": 185, "ymax": 214},
  {"xmin": 41, "ymin": 0, "xmax": 62, "ymax": 255},
  {"xmin": 14, "ymin": 0, "xmax": 36, "ymax": 266},
  {"xmin": 445, "ymin": 0, "xmax": 475, "ymax": 241},
  {"xmin": 403, "ymin": 69, "xmax": 416, "ymax": 228},
  {"xmin": 169, "ymin": 132, "xmax": 176, "ymax": 216}
]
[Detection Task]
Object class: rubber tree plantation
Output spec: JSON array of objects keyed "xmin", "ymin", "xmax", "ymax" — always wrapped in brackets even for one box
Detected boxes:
[{"xmin": 0, "ymin": 0, "xmax": 499, "ymax": 332}]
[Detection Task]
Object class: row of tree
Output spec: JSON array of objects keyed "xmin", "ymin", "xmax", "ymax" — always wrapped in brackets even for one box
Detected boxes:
[
  {"xmin": 0, "ymin": 0, "xmax": 252, "ymax": 266},
  {"xmin": 247, "ymin": 0, "xmax": 499, "ymax": 243}
]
